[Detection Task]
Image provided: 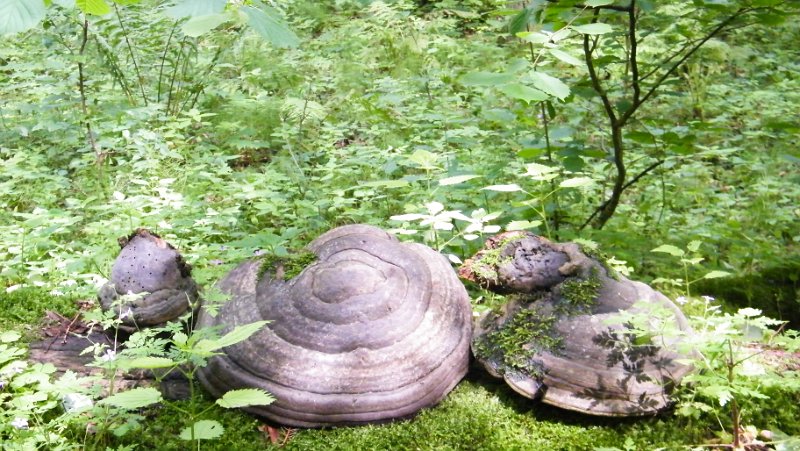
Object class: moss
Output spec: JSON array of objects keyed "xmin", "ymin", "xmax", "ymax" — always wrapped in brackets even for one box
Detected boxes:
[
  {"xmin": 0, "ymin": 287, "xmax": 79, "ymax": 338},
  {"xmin": 474, "ymin": 306, "xmax": 562, "ymax": 377},
  {"xmin": 580, "ymin": 245, "xmax": 620, "ymax": 281},
  {"xmin": 257, "ymin": 250, "xmax": 317, "ymax": 281},
  {"xmin": 557, "ymin": 270, "xmax": 602, "ymax": 315},
  {"xmin": 464, "ymin": 232, "xmax": 526, "ymax": 283}
]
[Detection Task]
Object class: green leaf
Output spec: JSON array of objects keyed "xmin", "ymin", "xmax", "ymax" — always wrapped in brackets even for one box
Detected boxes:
[
  {"xmin": 241, "ymin": 4, "xmax": 299, "ymax": 48},
  {"xmin": 181, "ymin": 13, "xmax": 228, "ymax": 37},
  {"xmin": 180, "ymin": 420, "xmax": 224, "ymax": 441},
  {"xmin": 703, "ymin": 270, "xmax": 731, "ymax": 279},
  {"xmin": 165, "ymin": 0, "xmax": 225, "ymax": 19},
  {"xmin": 1, "ymin": 330, "xmax": 21, "ymax": 343},
  {"xmin": 0, "ymin": 0, "xmax": 46, "ymax": 34},
  {"xmin": 530, "ymin": 72, "xmax": 570, "ymax": 100},
  {"xmin": 651, "ymin": 244, "xmax": 684, "ymax": 257},
  {"xmin": 215, "ymin": 388, "xmax": 274, "ymax": 409},
  {"xmin": 548, "ymin": 49, "xmax": 583, "ymax": 66},
  {"xmin": 117, "ymin": 356, "xmax": 177, "ymax": 370},
  {"xmin": 458, "ymin": 72, "xmax": 514, "ymax": 87},
  {"xmin": 482, "ymin": 184, "xmax": 523, "ymax": 192},
  {"xmin": 586, "ymin": 0, "xmax": 615, "ymax": 6},
  {"xmin": 506, "ymin": 220, "xmax": 541, "ymax": 231},
  {"xmin": 207, "ymin": 320, "xmax": 269, "ymax": 351},
  {"xmin": 559, "ymin": 177, "xmax": 594, "ymax": 188},
  {"xmin": 99, "ymin": 387, "xmax": 162, "ymax": 409},
  {"xmin": 571, "ymin": 23, "xmax": 613, "ymax": 35},
  {"xmin": 439, "ymin": 175, "xmax": 480, "ymax": 186},
  {"xmin": 498, "ymin": 83, "xmax": 547, "ymax": 104},
  {"xmin": 75, "ymin": 0, "xmax": 110, "ymax": 15},
  {"xmin": 508, "ymin": 7, "xmax": 532, "ymax": 34}
]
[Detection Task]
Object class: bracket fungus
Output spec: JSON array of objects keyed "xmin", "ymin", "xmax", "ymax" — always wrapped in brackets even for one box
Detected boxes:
[
  {"xmin": 196, "ymin": 224, "xmax": 473, "ymax": 427},
  {"xmin": 98, "ymin": 229, "xmax": 197, "ymax": 329},
  {"xmin": 461, "ymin": 232, "xmax": 692, "ymax": 417}
]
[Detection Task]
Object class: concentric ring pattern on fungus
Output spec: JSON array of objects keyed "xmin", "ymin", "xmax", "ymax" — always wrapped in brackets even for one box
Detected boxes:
[{"xmin": 196, "ymin": 224, "xmax": 472, "ymax": 427}]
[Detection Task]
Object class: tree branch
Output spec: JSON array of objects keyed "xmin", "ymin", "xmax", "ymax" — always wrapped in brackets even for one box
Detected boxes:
[
  {"xmin": 628, "ymin": 0, "xmax": 640, "ymax": 108},
  {"xmin": 583, "ymin": 11, "xmax": 616, "ymax": 126},
  {"xmin": 620, "ymin": 7, "xmax": 750, "ymax": 124}
]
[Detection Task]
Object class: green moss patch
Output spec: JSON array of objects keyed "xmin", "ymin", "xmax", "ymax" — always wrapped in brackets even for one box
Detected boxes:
[
  {"xmin": 473, "ymin": 306, "xmax": 562, "ymax": 377},
  {"xmin": 0, "ymin": 287, "xmax": 79, "ymax": 337},
  {"xmin": 257, "ymin": 250, "xmax": 317, "ymax": 281},
  {"xmin": 557, "ymin": 270, "xmax": 602, "ymax": 315}
]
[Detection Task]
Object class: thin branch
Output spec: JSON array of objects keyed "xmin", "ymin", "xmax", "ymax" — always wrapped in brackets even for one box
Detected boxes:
[
  {"xmin": 158, "ymin": 21, "xmax": 180, "ymax": 103},
  {"xmin": 621, "ymin": 159, "xmax": 663, "ymax": 191},
  {"xmin": 628, "ymin": 0, "xmax": 640, "ymax": 107},
  {"xmin": 620, "ymin": 7, "xmax": 750, "ymax": 124},
  {"xmin": 77, "ymin": 18, "xmax": 100, "ymax": 162},
  {"xmin": 113, "ymin": 3, "xmax": 148, "ymax": 106},
  {"xmin": 583, "ymin": 11, "xmax": 617, "ymax": 125}
]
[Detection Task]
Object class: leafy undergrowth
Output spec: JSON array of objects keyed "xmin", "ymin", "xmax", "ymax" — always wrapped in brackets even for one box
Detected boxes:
[{"xmin": 130, "ymin": 371, "xmax": 705, "ymax": 451}]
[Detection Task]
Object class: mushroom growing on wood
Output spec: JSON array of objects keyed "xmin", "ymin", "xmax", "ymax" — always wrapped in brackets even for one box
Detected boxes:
[
  {"xmin": 98, "ymin": 229, "xmax": 197, "ymax": 329},
  {"xmin": 196, "ymin": 224, "xmax": 472, "ymax": 427},
  {"xmin": 461, "ymin": 231, "xmax": 692, "ymax": 417}
]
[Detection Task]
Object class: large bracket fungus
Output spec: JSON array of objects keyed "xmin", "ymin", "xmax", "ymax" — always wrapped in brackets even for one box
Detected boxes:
[
  {"xmin": 461, "ymin": 232, "xmax": 692, "ymax": 417},
  {"xmin": 98, "ymin": 229, "xmax": 197, "ymax": 329},
  {"xmin": 196, "ymin": 224, "xmax": 473, "ymax": 427}
]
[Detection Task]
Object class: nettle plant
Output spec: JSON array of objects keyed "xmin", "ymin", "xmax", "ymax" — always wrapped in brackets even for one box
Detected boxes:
[
  {"xmin": 611, "ymin": 243, "xmax": 800, "ymax": 449},
  {"xmin": 0, "ymin": 302, "xmax": 273, "ymax": 450},
  {"xmin": 388, "ymin": 160, "xmax": 597, "ymax": 263},
  {"xmin": 80, "ymin": 302, "xmax": 273, "ymax": 449}
]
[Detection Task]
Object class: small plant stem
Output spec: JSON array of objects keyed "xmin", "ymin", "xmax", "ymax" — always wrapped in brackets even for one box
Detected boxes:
[
  {"xmin": 158, "ymin": 21, "xmax": 180, "ymax": 103},
  {"xmin": 540, "ymin": 102, "xmax": 559, "ymax": 237},
  {"xmin": 113, "ymin": 3, "xmax": 148, "ymax": 106},
  {"xmin": 727, "ymin": 339, "xmax": 740, "ymax": 449}
]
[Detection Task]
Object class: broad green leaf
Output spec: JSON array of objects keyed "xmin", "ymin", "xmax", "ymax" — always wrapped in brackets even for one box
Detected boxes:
[
  {"xmin": 687, "ymin": 240, "xmax": 702, "ymax": 252},
  {"xmin": 459, "ymin": 71, "xmax": 514, "ymax": 87},
  {"xmin": 508, "ymin": 7, "xmax": 532, "ymax": 34},
  {"xmin": 439, "ymin": 175, "xmax": 480, "ymax": 186},
  {"xmin": 117, "ymin": 356, "xmax": 176, "ymax": 370},
  {"xmin": 506, "ymin": 220, "xmax": 541, "ymax": 231},
  {"xmin": 703, "ymin": 270, "xmax": 731, "ymax": 279},
  {"xmin": 651, "ymin": 244, "xmax": 684, "ymax": 257},
  {"xmin": 165, "ymin": 0, "xmax": 225, "ymax": 19},
  {"xmin": 358, "ymin": 180, "xmax": 409, "ymax": 189},
  {"xmin": 241, "ymin": 4, "xmax": 299, "ymax": 48},
  {"xmin": 586, "ymin": 0, "xmax": 614, "ymax": 6},
  {"xmin": 517, "ymin": 31, "xmax": 549, "ymax": 44},
  {"xmin": 99, "ymin": 387, "xmax": 162, "ymax": 409},
  {"xmin": 548, "ymin": 49, "xmax": 583, "ymax": 66},
  {"xmin": 0, "ymin": 0, "xmax": 46, "ymax": 34},
  {"xmin": 76, "ymin": 0, "xmax": 110, "ymax": 15},
  {"xmin": 525, "ymin": 162, "xmax": 559, "ymax": 177},
  {"xmin": 498, "ymin": 83, "xmax": 547, "ymax": 104},
  {"xmin": 181, "ymin": 13, "xmax": 228, "ymax": 37},
  {"xmin": 530, "ymin": 72, "xmax": 570, "ymax": 100},
  {"xmin": 209, "ymin": 320, "xmax": 269, "ymax": 350},
  {"xmin": 482, "ymin": 184, "xmax": 523, "ymax": 192},
  {"xmin": 559, "ymin": 177, "xmax": 594, "ymax": 188},
  {"xmin": 1, "ymin": 330, "xmax": 21, "ymax": 343},
  {"xmin": 180, "ymin": 420, "xmax": 224, "ymax": 441},
  {"xmin": 216, "ymin": 388, "xmax": 274, "ymax": 409},
  {"xmin": 571, "ymin": 23, "xmax": 613, "ymax": 35},
  {"xmin": 390, "ymin": 213, "xmax": 427, "ymax": 222}
]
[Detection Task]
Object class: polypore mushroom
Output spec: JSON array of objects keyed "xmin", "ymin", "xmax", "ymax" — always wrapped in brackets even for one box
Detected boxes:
[
  {"xmin": 461, "ymin": 232, "xmax": 692, "ymax": 416},
  {"xmin": 98, "ymin": 229, "xmax": 197, "ymax": 328},
  {"xmin": 196, "ymin": 224, "xmax": 472, "ymax": 427}
]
